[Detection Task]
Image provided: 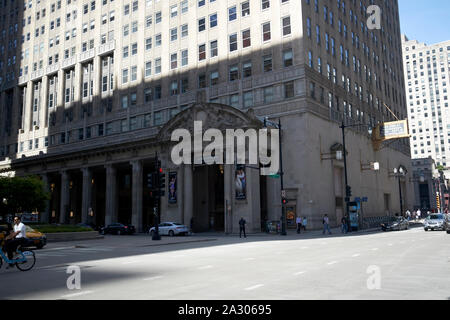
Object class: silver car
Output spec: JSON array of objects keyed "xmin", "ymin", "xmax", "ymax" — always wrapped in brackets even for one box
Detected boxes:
[
  {"xmin": 149, "ymin": 222, "xmax": 190, "ymax": 236},
  {"xmin": 424, "ymin": 214, "xmax": 445, "ymax": 231}
]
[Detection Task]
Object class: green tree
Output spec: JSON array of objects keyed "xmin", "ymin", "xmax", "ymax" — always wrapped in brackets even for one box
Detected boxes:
[
  {"xmin": 436, "ymin": 165, "xmax": 445, "ymax": 172},
  {"xmin": 0, "ymin": 176, "xmax": 50, "ymax": 220}
]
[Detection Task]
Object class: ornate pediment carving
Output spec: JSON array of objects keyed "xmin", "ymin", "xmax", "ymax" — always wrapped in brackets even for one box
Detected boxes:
[{"xmin": 157, "ymin": 103, "xmax": 262, "ymax": 142}]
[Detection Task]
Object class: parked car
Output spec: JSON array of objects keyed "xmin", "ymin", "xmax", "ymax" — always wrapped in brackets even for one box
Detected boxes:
[
  {"xmin": 381, "ymin": 216, "xmax": 409, "ymax": 232},
  {"xmin": 443, "ymin": 214, "xmax": 450, "ymax": 234},
  {"xmin": 100, "ymin": 223, "xmax": 136, "ymax": 235},
  {"xmin": 424, "ymin": 214, "xmax": 445, "ymax": 231},
  {"xmin": 148, "ymin": 222, "xmax": 190, "ymax": 237},
  {"xmin": 0, "ymin": 224, "xmax": 47, "ymax": 249}
]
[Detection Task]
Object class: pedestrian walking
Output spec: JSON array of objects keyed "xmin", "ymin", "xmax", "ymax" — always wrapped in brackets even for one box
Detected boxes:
[
  {"xmin": 323, "ymin": 214, "xmax": 332, "ymax": 235},
  {"xmin": 405, "ymin": 209, "xmax": 411, "ymax": 221},
  {"xmin": 302, "ymin": 217, "xmax": 307, "ymax": 231},
  {"xmin": 296, "ymin": 216, "xmax": 302, "ymax": 234},
  {"xmin": 239, "ymin": 217, "xmax": 247, "ymax": 238},
  {"xmin": 341, "ymin": 216, "xmax": 348, "ymax": 234}
]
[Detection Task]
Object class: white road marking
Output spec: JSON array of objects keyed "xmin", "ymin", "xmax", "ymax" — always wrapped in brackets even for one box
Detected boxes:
[
  {"xmin": 327, "ymin": 261, "xmax": 338, "ymax": 265},
  {"xmin": 61, "ymin": 291, "xmax": 94, "ymax": 299},
  {"xmin": 198, "ymin": 265, "xmax": 213, "ymax": 270},
  {"xmin": 371, "ymin": 248, "xmax": 379, "ymax": 251},
  {"xmin": 143, "ymin": 276, "xmax": 164, "ymax": 281},
  {"xmin": 301, "ymin": 247, "xmax": 309, "ymax": 249},
  {"xmin": 294, "ymin": 271, "xmax": 306, "ymax": 276},
  {"xmin": 388, "ymin": 244, "xmax": 393, "ymax": 246},
  {"xmin": 243, "ymin": 258, "xmax": 255, "ymax": 261},
  {"xmin": 352, "ymin": 254, "xmax": 361, "ymax": 257},
  {"xmin": 245, "ymin": 284, "xmax": 264, "ymax": 291}
]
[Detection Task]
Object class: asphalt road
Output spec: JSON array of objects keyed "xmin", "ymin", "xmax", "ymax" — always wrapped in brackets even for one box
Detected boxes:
[{"xmin": 0, "ymin": 226, "xmax": 449, "ymax": 300}]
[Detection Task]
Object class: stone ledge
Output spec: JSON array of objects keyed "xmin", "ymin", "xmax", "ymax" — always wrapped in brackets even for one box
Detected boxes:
[{"xmin": 46, "ymin": 231, "xmax": 103, "ymax": 242}]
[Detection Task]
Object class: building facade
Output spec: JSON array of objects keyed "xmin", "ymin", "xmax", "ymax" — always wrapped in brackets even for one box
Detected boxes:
[
  {"xmin": 0, "ymin": 0, "xmax": 413, "ymax": 232},
  {"xmin": 402, "ymin": 35, "xmax": 450, "ymax": 177}
]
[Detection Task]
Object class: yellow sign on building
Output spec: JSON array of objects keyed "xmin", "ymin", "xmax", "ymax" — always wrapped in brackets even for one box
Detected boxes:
[{"xmin": 373, "ymin": 120, "xmax": 410, "ymax": 142}]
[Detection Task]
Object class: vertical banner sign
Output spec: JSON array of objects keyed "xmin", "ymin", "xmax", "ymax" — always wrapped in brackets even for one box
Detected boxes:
[
  {"xmin": 168, "ymin": 172, "xmax": 177, "ymax": 204},
  {"xmin": 235, "ymin": 165, "xmax": 247, "ymax": 200}
]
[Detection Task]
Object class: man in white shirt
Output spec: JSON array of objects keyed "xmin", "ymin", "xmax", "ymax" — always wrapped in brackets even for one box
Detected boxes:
[{"xmin": 4, "ymin": 216, "xmax": 27, "ymax": 267}]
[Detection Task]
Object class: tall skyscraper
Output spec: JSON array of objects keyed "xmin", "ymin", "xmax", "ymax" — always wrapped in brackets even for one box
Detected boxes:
[
  {"xmin": 0, "ymin": 0, "xmax": 413, "ymax": 232},
  {"xmin": 402, "ymin": 35, "xmax": 450, "ymax": 171}
]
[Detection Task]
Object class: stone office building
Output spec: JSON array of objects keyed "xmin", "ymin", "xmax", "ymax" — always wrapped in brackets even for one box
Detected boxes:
[{"xmin": 0, "ymin": 0, "xmax": 413, "ymax": 233}]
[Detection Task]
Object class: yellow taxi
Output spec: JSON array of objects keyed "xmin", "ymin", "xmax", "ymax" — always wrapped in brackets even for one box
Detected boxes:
[{"xmin": 0, "ymin": 224, "xmax": 47, "ymax": 249}]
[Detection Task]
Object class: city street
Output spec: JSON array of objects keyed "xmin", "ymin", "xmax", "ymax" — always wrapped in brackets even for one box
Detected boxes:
[{"xmin": 1, "ymin": 225, "xmax": 449, "ymax": 300}]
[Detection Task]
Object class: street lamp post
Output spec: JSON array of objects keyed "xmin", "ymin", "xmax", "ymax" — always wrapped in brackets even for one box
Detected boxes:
[
  {"xmin": 263, "ymin": 117, "xmax": 286, "ymax": 236},
  {"xmin": 340, "ymin": 120, "xmax": 373, "ymax": 232},
  {"xmin": 393, "ymin": 166, "xmax": 407, "ymax": 216}
]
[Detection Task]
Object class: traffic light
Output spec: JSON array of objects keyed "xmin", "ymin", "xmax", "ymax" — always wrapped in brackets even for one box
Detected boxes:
[
  {"xmin": 159, "ymin": 167, "xmax": 166, "ymax": 197},
  {"xmin": 346, "ymin": 186, "xmax": 352, "ymax": 198},
  {"xmin": 282, "ymin": 197, "xmax": 288, "ymax": 205},
  {"xmin": 436, "ymin": 193, "xmax": 441, "ymax": 210},
  {"xmin": 147, "ymin": 173, "xmax": 154, "ymax": 189}
]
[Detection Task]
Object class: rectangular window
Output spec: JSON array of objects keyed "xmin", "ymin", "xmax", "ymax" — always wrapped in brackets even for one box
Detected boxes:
[
  {"xmin": 182, "ymin": 50, "xmax": 188, "ymax": 66},
  {"xmin": 263, "ymin": 55, "xmax": 272, "ymax": 72},
  {"xmin": 282, "ymin": 16, "xmax": 291, "ymax": 36},
  {"xmin": 198, "ymin": 17, "xmax": 206, "ymax": 32},
  {"xmin": 262, "ymin": 22, "xmax": 271, "ymax": 42},
  {"xmin": 229, "ymin": 6, "xmax": 237, "ymax": 21},
  {"xmin": 243, "ymin": 61, "xmax": 252, "ymax": 77},
  {"xmin": 229, "ymin": 65, "xmax": 239, "ymax": 81},
  {"xmin": 241, "ymin": 1, "xmax": 250, "ymax": 16},
  {"xmin": 283, "ymin": 49, "xmax": 293, "ymax": 67},
  {"xmin": 210, "ymin": 40, "xmax": 218, "ymax": 57},
  {"xmin": 210, "ymin": 13, "xmax": 217, "ymax": 28},
  {"xmin": 199, "ymin": 44, "xmax": 206, "ymax": 61},
  {"xmin": 122, "ymin": 68, "xmax": 128, "ymax": 83},
  {"xmin": 242, "ymin": 29, "xmax": 251, "ymax": 48},
  {"xmin": 171, "ymin": 53, "xmax": 177, "ymax": 69},
  {"xmin": 155, "ymin": 58, "xmax": 161, "ymax": 74},
  {"xmin": 181, "ymin": 24, "xmax": 188, "ymax": 37},
  {"xmin": 262, "ymin": 0, "xmax": 270, "ymax": 10},
  {"xmin": 229, "ymin": 33, "xmax": 238, "ymax": 52}
]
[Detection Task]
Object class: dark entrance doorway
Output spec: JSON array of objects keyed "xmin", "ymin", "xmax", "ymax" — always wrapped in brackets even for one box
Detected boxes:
[{"xmin": 193, "ymin": 165, "xmax": 224, "ymax": 232}]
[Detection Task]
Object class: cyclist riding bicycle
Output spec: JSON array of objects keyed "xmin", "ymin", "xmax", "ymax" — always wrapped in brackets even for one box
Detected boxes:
[{"xmin": 3, "ymin": 216, "xmax": 27, "ymax": 269}]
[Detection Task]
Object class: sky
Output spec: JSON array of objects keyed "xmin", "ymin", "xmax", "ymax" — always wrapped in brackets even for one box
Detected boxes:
[{"xmin": 398, "ymin": 0, "xmax": 450, "ymax": 45}]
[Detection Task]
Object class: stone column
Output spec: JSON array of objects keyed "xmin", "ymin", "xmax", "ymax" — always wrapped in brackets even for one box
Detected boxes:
[
  {"xmin": 25, "ymin": 81, "xmax": 33, "ymax": 131},
  {"xmin": 81, "ymin": 167, "xmax": 93, "ymax": 224},
  {"xmin": 105, "ymin": 165, "xmax": 117, "ymax": 226},
  {"xmin": 57, "ymin": 69, "xmax": 65, "ymax": 109},
  {"xmin": 41, "ymin": 174, "xmax": 51, "ymax": 224},
  {"xmin": 59, "ymin": 170, "xmax": 70, "ymax": 224},
  {"xmin": 178, "ymin": 165, "xmax": 184, "ymax": 225},
  {"xmin": 183, "ymin": 164, "xmax": 193, "ymax": 231},
  {"xmin": 131, "ymin": 160, "xmax": 143, "ymax": 232},
  {"xmin": 40, "ymin": 76, "xmax": 48, "ymax": 128},
  {"xmin": 223, "ymin": 164, "xmax": 234, "ymax": 234}
]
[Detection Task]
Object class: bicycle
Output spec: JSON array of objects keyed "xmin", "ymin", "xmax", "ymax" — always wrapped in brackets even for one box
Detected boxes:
[{"xmin": 0, "ymin": 242, "xmax": 36, "ymax": 272}]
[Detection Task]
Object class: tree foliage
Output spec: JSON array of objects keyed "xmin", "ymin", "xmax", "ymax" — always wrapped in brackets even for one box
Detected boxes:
[{"xmin": 0, "ymin": 176, "xmax": 50, "ymax": 218}]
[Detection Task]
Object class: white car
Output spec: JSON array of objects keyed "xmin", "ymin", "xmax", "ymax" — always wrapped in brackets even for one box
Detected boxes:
[
  {"xmin": 424, "ymin": 214, "xmax": 445, "ymax": 231},
  {"xmin": 148, "ymin": 222, "xmax": 190, "ymax": 236}
]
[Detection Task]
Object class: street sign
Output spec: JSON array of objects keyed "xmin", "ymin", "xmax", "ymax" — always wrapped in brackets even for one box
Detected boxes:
[
  {"xmin": 373, "ymin": 120, "xmax": 410, "ymax": 142},
  {"xmin": 269, "ymin": 174, "xmax": 280, "ymax": 179}
]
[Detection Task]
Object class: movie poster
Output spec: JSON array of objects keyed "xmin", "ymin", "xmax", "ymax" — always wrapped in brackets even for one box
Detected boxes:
[
  {"xmin": 168, "ymin": 172, "xmax": 177, "ymax": 204},
  {"xmin": 235, "ymin": 165, "xmax": 246, "ymax": 200}
]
